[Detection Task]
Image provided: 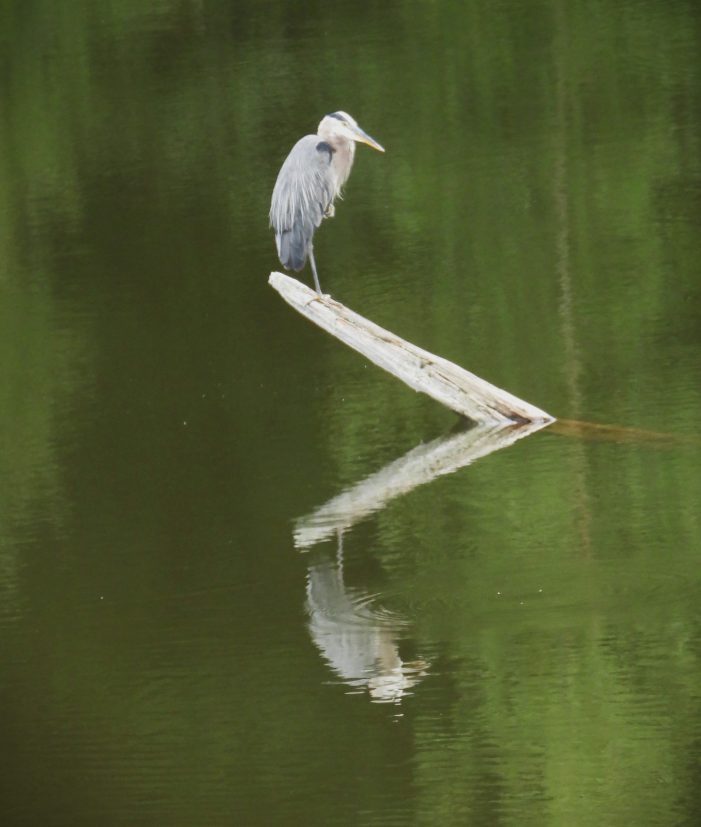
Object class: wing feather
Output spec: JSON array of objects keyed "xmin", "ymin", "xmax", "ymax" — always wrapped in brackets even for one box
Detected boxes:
[{"xmin": 269, "ymin": 136, "xmax": 335, "ymax": 271}]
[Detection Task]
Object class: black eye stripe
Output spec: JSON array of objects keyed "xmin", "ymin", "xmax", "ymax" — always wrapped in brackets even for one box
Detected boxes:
[{"xmin": 328, "ymin": 112, "xmax": 345, "ymax": 122}]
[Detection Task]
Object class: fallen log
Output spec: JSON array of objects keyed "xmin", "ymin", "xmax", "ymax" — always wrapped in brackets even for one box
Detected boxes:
[{"xmin": 269, "ymin": 272, "xmax": 555, "ymax": 425}]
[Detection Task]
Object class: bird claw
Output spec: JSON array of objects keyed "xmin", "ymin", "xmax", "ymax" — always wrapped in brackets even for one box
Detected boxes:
[{"xmin": 306, "ymin": 292, "xmax": 331, "ymax": 305}]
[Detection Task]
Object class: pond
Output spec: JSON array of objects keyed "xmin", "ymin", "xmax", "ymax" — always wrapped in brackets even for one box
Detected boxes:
[{"xmin": 1, "ymin": 1, "xmax": 700, "ymax": 825}]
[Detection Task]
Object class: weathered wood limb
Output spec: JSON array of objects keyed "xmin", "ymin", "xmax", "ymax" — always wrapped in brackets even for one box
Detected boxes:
[
  {"xmin": 294, "ymin": 421, "xmax": 548, "ymax": 549},
  {"xmin": 269, "ymin": 272, "xmax": 555, "ymax": 425}
]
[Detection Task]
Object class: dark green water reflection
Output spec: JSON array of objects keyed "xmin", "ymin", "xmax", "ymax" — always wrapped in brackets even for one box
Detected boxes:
[{"xmin": 1, "ymin": 1, "xmax": 700, "ymax": 825}]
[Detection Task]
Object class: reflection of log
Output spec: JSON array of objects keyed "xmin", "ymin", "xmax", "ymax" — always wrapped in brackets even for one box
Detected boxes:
[
  {"xmin": 269, "ymin": 272, "xmax": 555, "ymax": 425},
  {"xmin": 295, "ymin": 421, "xmax": 548, "ymax": 549}
]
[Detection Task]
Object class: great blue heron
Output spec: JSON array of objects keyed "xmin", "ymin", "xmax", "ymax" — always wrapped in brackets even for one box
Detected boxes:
[{"xmin": 269, "ymin": 111, "xmax": 384, "ymax": 296}]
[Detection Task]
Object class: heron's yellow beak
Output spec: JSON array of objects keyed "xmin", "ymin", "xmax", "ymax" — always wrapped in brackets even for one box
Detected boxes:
[{"xmin": 353, "ymin": 125, "xmax": 385, "ymax": 153}]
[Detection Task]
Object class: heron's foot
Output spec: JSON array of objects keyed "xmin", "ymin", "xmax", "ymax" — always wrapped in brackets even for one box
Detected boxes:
[{"xmin": 306, "ymin": 292, "xmax": 331, "ymax": 305}]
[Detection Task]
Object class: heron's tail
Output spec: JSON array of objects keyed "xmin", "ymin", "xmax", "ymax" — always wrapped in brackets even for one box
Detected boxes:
[{"xmin": 276, "ymin": 224, "xmax": 309, "ymax": 272}]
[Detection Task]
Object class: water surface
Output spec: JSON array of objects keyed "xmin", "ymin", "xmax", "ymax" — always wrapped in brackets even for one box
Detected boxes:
[{"xmin": 1, "ymin": 1, "xmax": 700, "ymax": 825}]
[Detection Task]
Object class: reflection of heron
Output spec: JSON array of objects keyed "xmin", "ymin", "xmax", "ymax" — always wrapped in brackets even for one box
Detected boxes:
[
  {"xmin": 270, "ymin": 112, "xmax": 384, "ymax": 296},
  {"xmin": 306, "ymin": 532, "xmax": 427, "ymax": 704}
]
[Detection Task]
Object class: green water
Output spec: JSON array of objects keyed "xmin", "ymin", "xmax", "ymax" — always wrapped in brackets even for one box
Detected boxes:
[{"xmin": 1, "ymin": 1, "xmax": 700, "ymax": 824}]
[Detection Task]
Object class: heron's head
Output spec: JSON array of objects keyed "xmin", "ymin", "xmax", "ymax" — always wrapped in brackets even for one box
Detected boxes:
[{"xmin": 318, "ymin": 111, "xmax": 385, "ymax": 152}]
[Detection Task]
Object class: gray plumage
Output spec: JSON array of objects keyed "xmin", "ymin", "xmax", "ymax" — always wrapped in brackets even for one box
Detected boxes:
[
  {"xmin": 269, "ymin": 111, "xmax": 384, "ymax": 296},
  {"xmin": 270, "ymin": 136, "xmax": 339, "ymax": 271}
]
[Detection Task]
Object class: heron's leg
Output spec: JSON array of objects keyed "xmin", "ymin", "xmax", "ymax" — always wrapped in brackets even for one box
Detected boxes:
[{"xmin": 309, "ymin": 245, "xmax": 323, "ymax": 296}]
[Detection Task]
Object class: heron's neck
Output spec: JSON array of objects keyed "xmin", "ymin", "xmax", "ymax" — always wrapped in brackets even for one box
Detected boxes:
[{"xmin": 324, "ymin": 134, "xmax": 355, "ymax": 187}]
